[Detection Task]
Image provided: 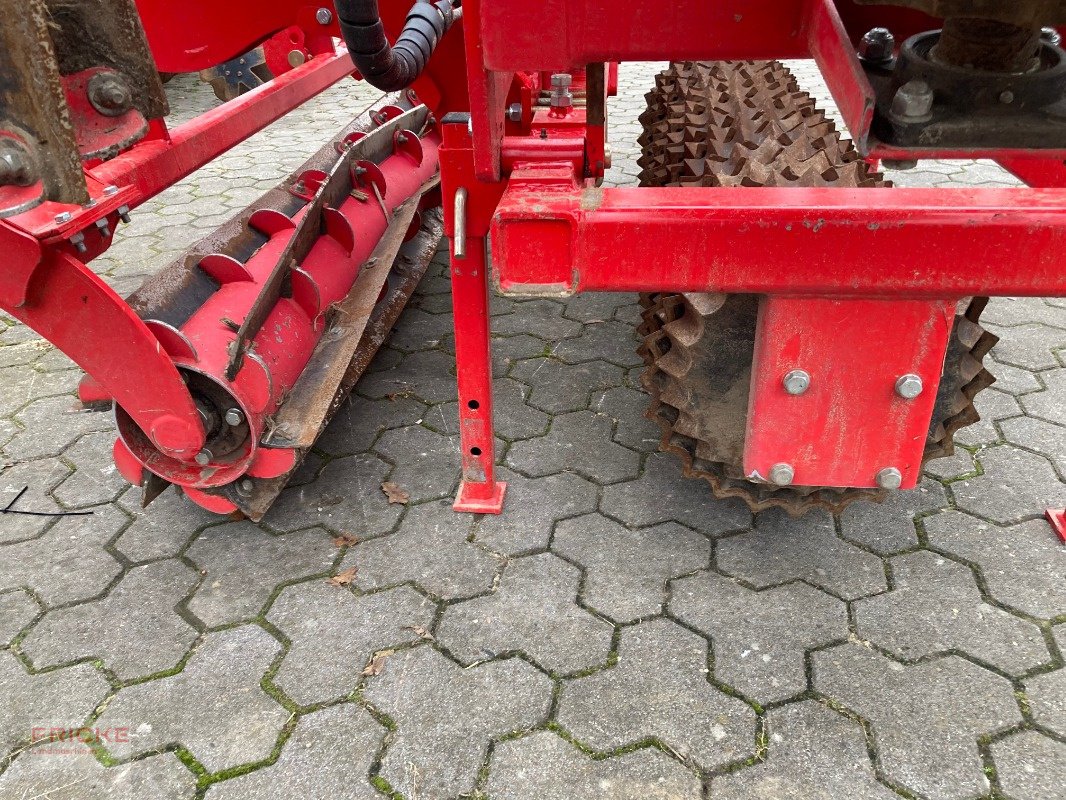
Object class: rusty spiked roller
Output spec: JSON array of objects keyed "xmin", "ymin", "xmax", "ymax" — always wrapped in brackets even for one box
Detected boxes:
[{"xmin": 94, "ymin": 98, "xmax": 443, "ymax": 518}]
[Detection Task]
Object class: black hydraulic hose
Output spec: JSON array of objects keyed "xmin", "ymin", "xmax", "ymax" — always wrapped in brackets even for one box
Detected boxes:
[{"xmin": 334, "ymin": 0, "xmax": 457, "ymax": 92}]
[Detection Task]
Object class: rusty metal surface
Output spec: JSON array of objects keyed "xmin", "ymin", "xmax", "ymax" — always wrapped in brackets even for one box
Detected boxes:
[
  {"xmin": 0, "ymin": 0, "xmax": 88, "ymax": 207},
  {"xmin": 636, "ymin": 60, "xmax": 997, "ymax": 515}
]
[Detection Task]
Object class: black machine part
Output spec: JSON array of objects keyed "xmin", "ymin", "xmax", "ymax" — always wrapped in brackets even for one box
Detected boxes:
[{"xmin": 333, "ymin": 0, "xmax": 457, "ymax": 92}]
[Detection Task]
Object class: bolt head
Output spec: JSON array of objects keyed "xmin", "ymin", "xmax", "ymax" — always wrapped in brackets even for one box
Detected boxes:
[
  {"xmin": 88, "ymin": 72, "xmax": 133, "ymax": 116},
  {"xmin": 999, "ymin": 90, "xmax": 1015, "ymax": 105},
  {"xmin": 876, "ymin": 467, "xmax": 903, "ymax": 490},
  {"xmin": 102, "ymin": 184, "xmax": 119, "ymax": 197},
  {"xmin": 769, "ymin": 463, "xmax": 795, "ymax": 486},
  {"xmin": 783, "ymin": 369, "xmax": 811, "ymax": 396},
  {"xmin": 550, "ymin": 73, "xmax": 572, "ymax": 88},
  {"xmin": 224, "ymin": 408, "xmax": 245, "ymax": 427},
  {"xmin": 0, "ymin": 139, "xmax": 37, "ymax": 187},
  {"xmin": 316, "ymin": 7, "xmax": 333, "ymax": 24},
  {"xmin": 859, "ymin": 28, "xmax": 895, "ymax": 64},
  {"xmin": 891, "ymin": 80, "xmax": 934, "ymax": 121},
  {"xmin": 506, "ymin": 103, "xmax": 522, "ymax": 123},
  {"xmin": 895, "ymin": 374, "xmax": 924, "ymax": 399},
  {"xmin": 194, "ymin": 449, "xmax": 212, "ymax": 466},
  {"xmin": 235, "ymin": 478, "xmax": 255, "ymax": 496},
  {"xmin": 54, "ymin": 211, "xmax": 73, "ymax": 224}
]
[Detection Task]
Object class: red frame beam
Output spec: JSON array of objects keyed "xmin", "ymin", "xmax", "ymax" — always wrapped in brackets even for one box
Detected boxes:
[{"xmin": 492, "ymin": 174, "xmax": 1066, "ymax": 298}]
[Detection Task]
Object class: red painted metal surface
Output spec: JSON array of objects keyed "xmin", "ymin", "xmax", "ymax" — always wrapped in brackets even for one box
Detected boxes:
[
  {"xmin": 1047, "ymin": 509, "xmax": 1066, "ymax": 544},
  {"xmin": 491, "ymin": 172, "xmax": 1066, "ymax": 298},
  {"xmin": 744, "ymin": 298, "xmax": 956, "ymax": 490}
]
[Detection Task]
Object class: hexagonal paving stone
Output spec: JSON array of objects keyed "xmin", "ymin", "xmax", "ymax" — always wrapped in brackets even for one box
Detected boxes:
[
  {"xmin": 96, "ymin": 625, "xmax": 288, "ymax": 772},
  {"xmin": 988, "ymin": 323, "xmax": 1066, "ymax": 371},
  {"xmin": 511, "ymin": 357, "xmax": 627, "ymax": 414},
  {"xmin": 315, "ymin": 394, "xmax": 427, "ymax": 456},
  {"xmin": 0, "ymin": 651, "xmax": 109, "ymax": 760},
  {"xmin": 113, "ymin": 485, "xmax": 219, "ymax": 562},
  {"xmin": 388, "ymin": 307, "xmax": 454, "ymax": 352},
  {"xmin": 951, "ymin": 445, "xmax": 1065, "ymax": 524},
  {"xmin": 0, "ymin": 365, "xmax": 79, "ymax": 418},
  {"xmin": 487, "ymin": 730, "xmax": 702, "ymax": 799},
  {"xmin": 438, "ymin": 553, "xmax": 613, "ymax": 674},
  {"xmin": 813, "ymin": 643, "xmax": 1021, "ymax": 800},
  {"xmin": 991, "ymin": 730, "xmax": 1066, "ymax": 800},
  {"xmin": 554, "ymin": 513, "xmax": 710, "ymax": 622},
  {"xmin": 267, "ymin": 582, "xmax": 434, "ymax": 706},
  {"xmin": 556, "ymin": 618, "xmax": 755, "ymax": 769},
  {"xmin": 185, "ymin": 523, "xmax": 336, "ymax": 626},
  {"xmin": 854, "ymin": 550, "xmax": 1049, "ymax": 675},
  {"xmin": 0, "ymin": 751, "xmax": 196, "ymax": 800},
  {"xmin": 373, "ymin": 424, "xmax": 460, "ymax": 503},
  {"xmin": 471, "ymin": 467, "xmax": 598, "ymax": 556},
  {"xmin": 52, "ymin": 431, "xmax": 129, "ymax": 508},
  {"xmin": 592, "ymin": 385, "xmax": 663, "ymax": 453},
  {"xmin": 7, "ymin": 398, "xmax": 113, "ymax": 461},
  {"xmin": 925, "ymin": 511, "xmax": 1065, "ymax": 619},
  {"xmin": 264, "ymin": 453, "xmax": 401, "ymax": 536},
  {"xmin": 1025, "ymin": 629, "xmax": 1065, "ymax": 737},
  {"xmin": 0, "ymin": 588, "xmax": 38, "ymax": 645},
  {"xmin": 561, "ymin": 292, "xmax": 636, "ymax": 324},
  {"xmin": 839, "ymin": 478, "xmax": 947, "ymax": 555},
  {"xmin": 507, "ymin": 410, "xmax": 641, "ymax": 484},
  {"xmin": 1019, "ymin": 367, "xmax": 1066, "ymax": 423},
  {"xmin": 982, "ymin": 297, "xmax": 1066, "ymax": 330},
  {"xmin": 1000, "ymin": 415, "xmax": 1066, "ymax": 477},
  {"xmin": 0, "ymin": 505, "xmax": 124, "ymax": 605},
  {"xmin": 552, "ymin": 320, "xmax": 644, "ymax": 368},
  {"xmin": 711, "ymin": 701, "xmax": 898, "ymax": 800},
  {"xmin": 342, "ymin": 502, "xmax": 500, "ymax": 600},
  {"xmin": 358, "ymin": 349, "xmax": 458, "ymax": 404},
  {"xmin": 206, "ymin": 703, "xmax": 384, "ymax": 800},
  {"xmin": 717, "ymin": 509, "xmax": 887, "ymax": 600},
  {"xmin": 601, "ymin": 452, "xmax": 751, "ymax": 537},
  {"xmin": 0, "ymin": 457, "xmax": 72, "ymax": 543},
  {"xmin": 364, "ymin": 645, "xmax": 552, "ymax": 798},
  {"xmin": 492, "ymin": 299, "xmax": 583, "ymax": 341},
  {"xmin": 21, "ymin": 559, "xmax": 200, "ymax": 681},
  {"xmin": 671, "ymin": 572, "xmax": 848, "ymax": 703}
]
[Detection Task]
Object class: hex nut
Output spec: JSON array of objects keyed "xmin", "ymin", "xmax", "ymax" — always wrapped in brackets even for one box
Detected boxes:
[
  {"xmin": 859, "ymin": 28, "xmax": 895, "ymax": 64},
  {"xmin": 891, "ymin": 80, "xmax": 934, "ymax": 121}
]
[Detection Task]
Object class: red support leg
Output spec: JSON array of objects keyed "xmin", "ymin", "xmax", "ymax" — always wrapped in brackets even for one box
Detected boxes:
[{"xmin": 450, "ymin": 234, "xmax": 506, "ymax": 513}]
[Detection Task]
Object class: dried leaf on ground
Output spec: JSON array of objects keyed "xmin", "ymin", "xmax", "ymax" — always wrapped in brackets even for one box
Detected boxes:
[
  {"xmin": 404, "ymin": 625, "xmax": 434, "ymax": 641},
  {"xmin": 362, "ymin": 648, "xmax": 396, "ymax": 676},
  {"xmin": 332, "ymin": 532, "xmax": 360, "ymax": 548},
  {"xmin": 326, "ymin": 567, "xmax": 358, "ymax": 587},
  {"xmin": 381, "ymin": 481, "xmax": 410, "ymax": 504}
]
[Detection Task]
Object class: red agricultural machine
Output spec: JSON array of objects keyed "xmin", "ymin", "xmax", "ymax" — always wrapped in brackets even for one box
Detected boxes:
[{"xmin": 2, "ymin": 1, "xmax": 1066, "ymax": 525}]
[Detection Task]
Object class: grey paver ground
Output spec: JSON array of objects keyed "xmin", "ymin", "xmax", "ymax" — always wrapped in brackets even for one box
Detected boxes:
[{"xmin": 0, "ymin": 60, "xmax": 1063, "ymax": 799}]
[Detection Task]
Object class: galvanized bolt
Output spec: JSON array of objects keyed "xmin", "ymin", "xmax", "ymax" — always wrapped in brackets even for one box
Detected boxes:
[
  {"xmin": 102, "ymin": 184, "xmax": 119, "ymax": 197},
  {"xmin": 895, "ymin": 373, "xmax": 924, "ymax": 399},
  {"xmin": 117, "ymin": 205, "xmax": 131, "ymax": 224},
  {"xmin": 769, "ymin": 463, "xmax": 795, "ymax": 486},
  {"xmin": 54, "ymin": 211, "xmax": 73, "ymax": 225},
  {"xmin": 783, "ymin": 369, "xmax": 811, "ymax": 396},
  {"xmin": 224, "ymin": 407, "xmax": 245, "ymax": 427},
  {"xmin": 506, "ymin": 103, "xmax": 522, "ymax": 123},
  {"xmin": 999, "ymin": 90, "xmax": 1015, "ymax": 105},
  {"xmin": 70, "ymin": 232, "xmax": 87, "ymax": 254},
  {"xmin": 1042, "ymin": 27, "xmax": 1062, "ymax": 46},
  {"xmin": 0, "ymin": 138, "xmax": 37, "ymax": 187},
  {"xmin": 88, "ymin": 72, "xmax": 133, "ymax": 117},
  {"xmin": 315, "ymin": 7, "xmax": 333, "ymax": 24},
  {"xmin": 876, "ymin": 466, "xmax": 903, "ymax": 489},
  {"xmin": 194, "ymin": 449, "xmax": 213, "ymax": 466},
  {"xmin": 236, "ymin": 478, "xmax": 255, "ymax": 496},
  {"xmin": 858, "ymin": 28, "xmax": 895, "ymax": 65},
  {"xmin": 891, "ymin": 80, "xmax": 934, "ymax": 121},
  {"xmin": 549, "ymin": 73, "xmax": 573, "ymax": 110},
  {"xmin": 95, "ymin": 218, "xmax": 111, "ymax": 238}
]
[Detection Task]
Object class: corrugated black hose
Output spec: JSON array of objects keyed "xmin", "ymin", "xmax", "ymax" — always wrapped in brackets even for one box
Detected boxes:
[{"xmin": 333, "ymin": 0, "xmax": 457, "ymax": 91}]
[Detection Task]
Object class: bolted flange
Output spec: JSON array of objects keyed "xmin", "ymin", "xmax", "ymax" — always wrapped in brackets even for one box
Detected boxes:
[
  {"xmin": 88, "ymin": 71, "xmax": 134, "ymax": 117},
  {"xmin": 769, "ymin": 463, "xmax": 795, "ymax": 486},
  {"xmin": 876, "ymin": 467, "xmax": 903, "ymax": 489}
]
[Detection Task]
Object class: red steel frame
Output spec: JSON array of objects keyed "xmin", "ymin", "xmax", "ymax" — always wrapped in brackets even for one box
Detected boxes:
[{"xmin": 442, "ymin": 0, "xmax": 1066, "ymax": 513}]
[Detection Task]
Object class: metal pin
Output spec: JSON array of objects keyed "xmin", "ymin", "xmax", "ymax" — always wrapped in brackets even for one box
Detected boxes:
[{"xmin": 453, "ymin": 187, "xmax": 468, "ymax": 259}]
